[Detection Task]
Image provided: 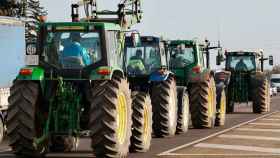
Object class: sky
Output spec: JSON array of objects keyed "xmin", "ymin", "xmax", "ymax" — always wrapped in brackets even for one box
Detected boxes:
[
  {"xmin": 41, "ymin": 0, "xmax": 280, "ymax": 55},
  {"xmin": 40, "ymin": 0, "xmax": 280, "ymax": 68},
  {"xmin": 1, "ymin": 0, "xmax": 280, "ymax": 86}
]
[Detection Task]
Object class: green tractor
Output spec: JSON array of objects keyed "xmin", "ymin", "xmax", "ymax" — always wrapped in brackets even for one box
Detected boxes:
[
  {"xmin": 124, "ymin": 36, "xmax": 178, "ymax": 152},
  {"xmin": 166, "ymin": 39, "xmax": 226, "ymax": 128},
  {"xmin": 7, "ymin": 0, "xmax": 142, "ymax": 157},
  {"xmin": 217, "ymin": 50, "xmax": 273, "ymax": 113}
]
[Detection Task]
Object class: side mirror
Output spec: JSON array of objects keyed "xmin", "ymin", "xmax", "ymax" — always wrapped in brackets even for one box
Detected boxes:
[
  {"xmin": 269, "ymin": 55, "xmax": 274, "ymax": 65},
  {"xmin": 131, "ymin": 32, "xmax": 141, "ymax": 47}
]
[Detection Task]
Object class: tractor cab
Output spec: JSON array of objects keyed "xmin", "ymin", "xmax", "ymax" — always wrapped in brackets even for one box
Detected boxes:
[
  {"xmin": 225, "ymin": 52, "xmax": 257, "ymax": 72},
  {"xmin": 168, "ymin": 40, "xmax": 207, "ymax": 86},
  {"xmin": 125, "ymin": 36, "xmax": 167, "ymax": 76},
  {"xmin": 225, "ymin": 51, "xmax": 273, "ymax": 72},
  {"xmin": 124, "ymin": 36, "xmax": 168, "ymax": 91},
  {"xmin": 23, "ymin": 22, "xmax": 124, "ymax": 80}
]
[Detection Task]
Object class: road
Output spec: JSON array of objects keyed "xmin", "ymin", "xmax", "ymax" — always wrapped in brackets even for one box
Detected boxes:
[{"xmin": 0, "ymin": 96, "xmax": 280, "ymax": 158}]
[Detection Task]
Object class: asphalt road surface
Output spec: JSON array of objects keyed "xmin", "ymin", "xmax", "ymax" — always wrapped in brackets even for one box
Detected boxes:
[{"xmin": 0, "ymin": 96, "xmax": 280, "ymax": 158}]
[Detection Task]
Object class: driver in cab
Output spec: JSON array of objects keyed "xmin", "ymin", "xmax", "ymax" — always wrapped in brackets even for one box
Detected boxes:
[
  {"xmin": 61, "ymin": 32, "xmax": 92, "ymax": 68},
  {"xmin": 235, "ymin": 59, "xmax": 248, "ymax": 71}
]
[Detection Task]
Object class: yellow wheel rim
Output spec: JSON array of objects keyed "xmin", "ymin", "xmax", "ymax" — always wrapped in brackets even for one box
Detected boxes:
[
  {"xmin": 208, "ymin": 87, "xmax": 214, "ymax": 118},
  {"xmin": 116, "ymin": 92, "xmax": 127, "ymax": 145},
  {"xmin": 143, "ymin": 104, "xmax": 149, "ymax": 145},
  {"xmin": 220, "ymin": 92, "xmax": 226, "ymax": 116}
]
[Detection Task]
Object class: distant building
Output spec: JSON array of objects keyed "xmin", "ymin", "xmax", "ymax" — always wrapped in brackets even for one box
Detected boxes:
[{"xmin": 0, "ymin": 87, "xmax": 10, "ymax": 110}]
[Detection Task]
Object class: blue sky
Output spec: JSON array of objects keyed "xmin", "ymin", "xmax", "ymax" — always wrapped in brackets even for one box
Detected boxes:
[{"xmin": 1, "ymin": 0, "xmax": 279, "ymax": 86}]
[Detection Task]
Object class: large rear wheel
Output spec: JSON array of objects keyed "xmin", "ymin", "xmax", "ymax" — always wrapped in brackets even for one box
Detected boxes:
[
  {"xmin": 130, "ymin": 92, "xmax": 152, "ymax": 153},
  {"xmin": 189, "ymin": 78, "xmax": 216, "ymax": 128},
  {"xmin": 7, "ymin": 80, "xmax": 46, "ymax": 157},
  {"xmin": 89, "ymin": 76, "xmax": 132, "ymax": 158},
  {"xmin": 151, "ymin": 77, "xmax": 177, "ymax": 137},
  {"xmin": 253, "ymin": 79, "xmax": 270, "ymax": 113}
]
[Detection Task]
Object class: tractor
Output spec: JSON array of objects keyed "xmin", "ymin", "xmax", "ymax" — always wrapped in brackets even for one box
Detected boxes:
[
  {"xmin": 217, "ymin": 50, "xmax": 273, "ymax": 113},
  {"xmin": 166, "ymin": 39, "xmax": 227, "ymax": 128},
  {"xmin": 124, "ymin": 36, "xmax": 178, "ymax": 152},
  {"xmin": 7, "ymin": 0, "xmax": 142, "ymax": 157}
]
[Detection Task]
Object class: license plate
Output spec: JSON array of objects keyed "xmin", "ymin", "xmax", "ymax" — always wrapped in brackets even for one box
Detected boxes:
[{"xmin": 25, "ymin": 55, "xmax": 39, "ymax": 65}]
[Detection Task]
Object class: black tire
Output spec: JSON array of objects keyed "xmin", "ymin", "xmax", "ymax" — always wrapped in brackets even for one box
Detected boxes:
[
  {"xmin": 7, "ymin": 80, "xmax": 45, "ymax": 157},
  {"xmin": 189, "ymin": 78, "xmax": 216, "ymax": 129},
  {"xmin": 215, "ymin": 89, "xmax": 226, "ymax": 126},
  {"xmin": 0, "ymin": 117, "xmax": 4, "ymax": 143},
  {"xmin": 151, "ymin": 77, "xmax": 177, "ymax": 138},
  {"xmin": 176, "ymin": 87, "xmax": 190, "ymax": 134},
  {"xmin": 253, "ymin": 79, "xmax": 270, "ymax": 113},
  {"xmin": 89, "ymin": 76, "xmax": 132, "ymax": 158},
  {"xmin": 130, "ymin": 92, "xmax": 152, "ymax": 153}
]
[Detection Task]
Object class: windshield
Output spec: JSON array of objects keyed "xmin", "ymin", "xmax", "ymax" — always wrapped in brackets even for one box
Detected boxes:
[
  {"xmin": 42, "ymin": 31, "xmax": 102, "ymax": 69},
  {"xmin": 226, "ymin": 55, "xmax": 256, "ymax": 71},
  {"xmin": 125, "ymin": 45, "xmax": 161, "ymax": 75},
  {"xmin": 170, "ymin": 45, "xmax": 195, "ymax": 68},
  {"xmin": 271, "ymin": 78, "xmax": 280, "ymax": 83}
]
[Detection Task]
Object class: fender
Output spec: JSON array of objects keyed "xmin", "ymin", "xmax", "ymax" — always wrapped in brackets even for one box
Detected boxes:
[
  {"xmin": 90, "ymin": 66, "xmax": 124, "ymax": 80},
  {"xmin": 149, "ymin": 70, "xmax": 173, "ymax": 82},
  {"xmin": 17, "ymin": 66, "xmax": 44, "ymax": 81}
]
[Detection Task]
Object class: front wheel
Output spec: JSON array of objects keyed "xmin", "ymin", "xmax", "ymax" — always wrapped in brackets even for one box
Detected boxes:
[
  {"xmin": 151, "ymin": 77, "xmax": 178, "ymax": 137},
  {"xmin": 189, "ymin": 78, "xmax": 216, "ymax": 128},
  {"xmin": 215, "ymin": 89, "xmax": 226, "ymax": 126},
  {"xmin": 0, "ymin": 117, "xmax": 4, "ymax": 143},
  {"xmin": 89, "ymin": 77, "xmax": 132, "ymax": 158},
  {"xmin": 130, "ymin": 92, "xmax": 152, "ymax": 153},
  {"xmin": 176, "ymin": 87, "xmax": 190, "ymax": 134}
]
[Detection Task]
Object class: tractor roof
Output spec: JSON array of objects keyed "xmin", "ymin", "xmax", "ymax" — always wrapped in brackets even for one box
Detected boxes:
[
  {"xmin": 170, "ymin": 40, "xmax": 194, "ymax": 47},
  {"xmin": 225, "ymin": 51, "xmax": 260, "ymax": 56},
  {"xmin": 43, "ymin": 22, "xmax": 121, "ymax": 31},
  {"xmin": 125, "ymin": 36, "xmax": 160, "ymax": 46}
]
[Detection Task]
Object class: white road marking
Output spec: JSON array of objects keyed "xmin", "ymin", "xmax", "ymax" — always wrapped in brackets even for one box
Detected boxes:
[
  {"xmin": 157, "ymin": 153, "xmax": 280, "ymax": 156},
  {"xmin": 236, "ymin": 128, "xmax": 280, "ymax": 133},
  {"xmin": 157, "ymin": 111, "xmax": 279, "ymax": 156},
  {"xmin": 250, "ymin": 123, "xmax": 280, "ymax": 126},
  {"xmin": 270, "ymin": 116, "xmax": 280, "ymax": 119},
  {"xmin": 262, "ymin": 118, "xmax": 280, "ymax": 121},
  {"xmin": 219, "ymin": 134, "xmax": 280, "ymax": 141},
  {"xmin": 194, "ymin": 143, "xmax": 280, "ymax": 154},
  {"xmin": 0, "ymin": 148, "xmax": 11, "ymax": 153}
]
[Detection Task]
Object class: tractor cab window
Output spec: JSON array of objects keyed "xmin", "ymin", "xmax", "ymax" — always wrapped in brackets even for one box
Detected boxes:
[
  {"xmin": 125, "ymin": 45, "xmax": 161, "ymax": 75},
  {"xmin": 227, "ymin": 55, "xmax": 256, "ymax": 71},
  {"xmin": 42, "ymin": 31, "xmax": 102, "ymax": 69},
  {"xmin": 170, "ymin": 45, "xmax": 195, "ymax": 68}
]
